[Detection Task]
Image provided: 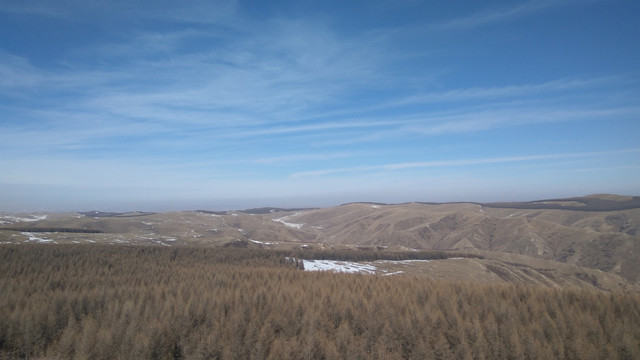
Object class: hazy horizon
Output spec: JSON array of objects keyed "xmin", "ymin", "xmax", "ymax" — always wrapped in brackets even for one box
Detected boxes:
[
  {"xmin": 2, "ymin": 1, "xmax": 639, "ymax": 212},
  {"xmin": 1, "ymin": 190, "xmax": 637, "ymax": 213}
]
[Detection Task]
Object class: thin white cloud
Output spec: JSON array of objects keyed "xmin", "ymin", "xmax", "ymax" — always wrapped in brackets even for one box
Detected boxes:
[
  {"xmin": 236, "ymin": 120, "xmax": 398, "ymax": 137},
  {"xmin": 399, "ymin": 106, "xmax": 640, "ymax": 136},
  {"xmin": 434, "ymin": 0, "xmax": 560, "ymax": 31},
  {"xmin": 571, "ymin": 165, "xmax": 640, "ymax": 173},
  {"xmin": 393, "ymin": 76, "xmax": 629, "ymax": 105},
  {"xmin": 0, "ymin": 2, "xmax": 67, "ymax": 17},
  {"xmin": 252, "ymin": 152, "xmax": 355, "ymax": 165},
  {"xmin": 4, "ymin": 7, "xmax": 632, "ymax": 153},
  {"xmin": 0, "ymin": 52, "xmax": 45, "ymax": 90},
  {"xmin": 15, "ymin": 18, "xmax": 383, "ymax": 125},
  {"xmin": 290, "ymin": 149, "xmax": 640, "ymax": 178},
  {"xmin": 0, "ymin": 0, "xmax": 239, "ymax": 25},
  {"xmin": 0, "ymin": 15, "xmax": 390, "ymax": 144}
]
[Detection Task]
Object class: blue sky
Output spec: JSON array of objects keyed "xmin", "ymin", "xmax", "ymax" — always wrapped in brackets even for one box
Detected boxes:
[{"xmin": 1, "ymin": 0, "xmax": 639, "ymax": 211}]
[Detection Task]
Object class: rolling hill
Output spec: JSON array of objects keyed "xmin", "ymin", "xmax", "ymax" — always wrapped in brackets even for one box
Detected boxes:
[{"xmin": 1, "ymin": 194, "xmax": 639, "ymax": 291}]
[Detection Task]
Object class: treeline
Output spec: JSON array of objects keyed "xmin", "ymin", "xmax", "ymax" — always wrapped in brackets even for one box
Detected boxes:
[{"xmin": 0, "ymin": 244, "xmax": 639, "ymax": 359}]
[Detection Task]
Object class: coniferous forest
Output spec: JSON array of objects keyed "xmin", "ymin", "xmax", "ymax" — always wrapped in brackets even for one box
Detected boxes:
[{"xmin": 1, "ymin": 244, "xmax": 639, "ymax": 359}]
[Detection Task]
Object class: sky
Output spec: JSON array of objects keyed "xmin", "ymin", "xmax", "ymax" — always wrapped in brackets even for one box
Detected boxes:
[{"xmin": 1, "ymin": 0, "xmax": 639, "ymax": 211}]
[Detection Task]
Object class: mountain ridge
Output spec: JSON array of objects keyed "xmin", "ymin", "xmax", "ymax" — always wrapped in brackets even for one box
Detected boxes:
[{"xmin": 338, "ymin": 194, "xmax": 640, "ymax": 212}]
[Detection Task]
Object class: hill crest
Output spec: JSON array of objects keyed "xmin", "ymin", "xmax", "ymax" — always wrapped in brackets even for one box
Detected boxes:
[{"xmin": 1, "ymin": 194, "xmax": 639, "ymax": 290}]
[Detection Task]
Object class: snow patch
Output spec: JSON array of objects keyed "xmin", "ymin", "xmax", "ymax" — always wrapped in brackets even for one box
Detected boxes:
[
  {"xmin": 0, "ymin": 214, "xmax": 47, "ymax": 225},
  {"xmin": 273, "ymin": 213, "xmax": 304, "ymax": 229},
  {"xmin": 303, "ymin": 260, "xmax": 377, "ymax": 274},
  {"xmin": 297, "ymin": 258, "xmax": 439, "ymax": 275},
  {"xmin": 250, "ymin": 239, "xmax": 278, "ymax": 246},
  {"xmin": 21, "ymin": 232, "xmax": 55, "ymax": 243},
  {"xmin": 382, "ymin": 271, "xmax": 404, "ymax": 276}
]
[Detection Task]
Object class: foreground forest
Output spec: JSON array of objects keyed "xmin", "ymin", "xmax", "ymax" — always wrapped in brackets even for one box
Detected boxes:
[{"xmin": 1, "ymin": 245, "xmax": 639, "ymax": 359}]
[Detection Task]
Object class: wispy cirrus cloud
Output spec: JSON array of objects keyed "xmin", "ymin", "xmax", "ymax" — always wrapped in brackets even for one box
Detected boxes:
[
  {"xmin": 398, "ymin": 106, "xmax": 640, "ymax": 136},
  {"xmin": 0, "ymin": 1, "xmax": 67, "ymax": 17},
  {"xmin": 11, "ymin": 18, "xmax": 382, "ymax": 118},
  {"xmin": 433, "ymin": 0, "xmax": 573, "ymax": 31},
  {"xmin": 0, "ymin": 0, "xmax": 239, "ymax": 25},
  {"xmin": 2, "ymin": 46, "xmax": 636, "ymax": 158},
  {"xmin": 252, "ymin": 152, "xmax": 357, "ymax": 165},
  {"xmin": 0, "ymin": 17, "xmax": 388, "ymax": 144},
  {"xmin": 0, "ymin": 52, "xmax": 54, "ymax": 91},
  {"xmin": 392, "ymin": 76, "xmax": 632, "ymax": 105},
  {"xmin": 290, "ymin": 149, "xmax": 640, "ymax": 178}
]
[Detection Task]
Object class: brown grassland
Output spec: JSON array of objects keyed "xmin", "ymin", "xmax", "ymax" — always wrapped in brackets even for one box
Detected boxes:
[{"xmin": 1, "ymin": 244, "xmax": 639, "ymax": 359}]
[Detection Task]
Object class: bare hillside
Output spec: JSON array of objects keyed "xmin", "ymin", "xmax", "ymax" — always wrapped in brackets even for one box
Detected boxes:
[{"xmin": 1, "ymin": 194, "xmax": 639, "ymax": 290}]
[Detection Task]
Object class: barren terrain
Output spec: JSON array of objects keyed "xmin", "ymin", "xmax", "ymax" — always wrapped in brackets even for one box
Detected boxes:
[{"xmin": 2, "ymin": 194, "xmax": 639, "ymax": 291}]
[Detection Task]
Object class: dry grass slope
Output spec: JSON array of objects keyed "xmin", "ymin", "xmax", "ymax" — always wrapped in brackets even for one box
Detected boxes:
[{"xmin": 1, "ymin": 194, "xmax": 638, "ymax": 289}]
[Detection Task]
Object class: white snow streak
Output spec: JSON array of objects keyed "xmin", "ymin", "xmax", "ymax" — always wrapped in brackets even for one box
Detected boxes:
[
  {"xmin": 21, "ymin": 232, "xmax": 55, "ymax": 243},
  {"xmin": 302, "ymin": 259, "xmax": 435, "ymax": 275},
  {"xmin": 250, "ymin": 239, "xmax": 278, "ymax": 246},
  {"xmin": 0, "ymin": 214, "xmax": 47, "ymax": 225},
  {"xmin": 273, "ymin": 213, "xmax": 304, "ymax": 229},
  {"xmin": 303, "ymin": 260, "xmax": 377, "ymax": 274}
]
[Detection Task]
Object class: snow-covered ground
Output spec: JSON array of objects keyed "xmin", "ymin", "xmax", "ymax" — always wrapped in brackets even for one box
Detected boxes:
[
  {"xmin": 303, "ymin": 260, "xmax": 377, "ymax": 274},
  {"xmin": 21, "ymin": 232, "xmax": 55, "ymax": 243},
  {"xmin": 0, "ymin": 214, "xmax": 47, "ymax": 225},
  {"xmin": 273, "ymin": 213, "xmax": 304, "ymax": 229},
  {"xmin": 250, "ymin": 239, "xmax": 278, "ymax": 246},
  {"xmin": 302, "ymin": 259, "xmax": 433, "ymax": 275}
]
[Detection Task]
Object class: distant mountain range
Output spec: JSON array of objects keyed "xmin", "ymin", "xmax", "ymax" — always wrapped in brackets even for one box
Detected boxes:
[{"xmin": 1, "ymin": 194, "xmax": 639, "ymax": 291}]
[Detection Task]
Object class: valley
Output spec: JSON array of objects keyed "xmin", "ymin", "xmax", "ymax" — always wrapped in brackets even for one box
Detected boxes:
[{"xmin": 2, "ymin": 194, "xmax": 639, "ymax": 291}]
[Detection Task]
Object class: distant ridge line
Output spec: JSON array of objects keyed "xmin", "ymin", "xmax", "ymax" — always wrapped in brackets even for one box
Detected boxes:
[
  {"xmin": 475, "ymin": 196, "xmax": 640, "ymax": 212},
  {"xmin": 196, "ymin": 207, "xmax": 319, "ymax": 215},
  {"xmin": 341, "ymin": 195, "xmax": 640, "ymax": 212},
  {"xmin": 79, "ymin": 211, "xmax": 156, "ymax": 218},
  {"xmin": 238, "ymin": 207, "xmax": 319, "ymax": 215}
]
